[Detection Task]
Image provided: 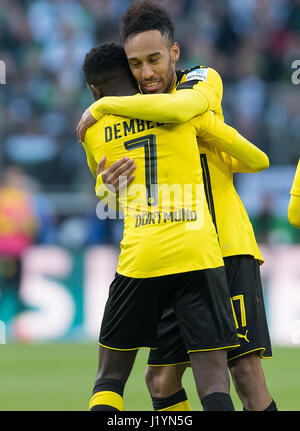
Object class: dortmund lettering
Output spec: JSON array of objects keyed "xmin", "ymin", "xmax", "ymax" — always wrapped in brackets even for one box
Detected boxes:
[
  {"xmin": 164, "ymin": 211, "xmax": 174, "ymax": 222},
  {"xmin": 134, "ymin": 209, "xmax": 198, "ymax": 227}
]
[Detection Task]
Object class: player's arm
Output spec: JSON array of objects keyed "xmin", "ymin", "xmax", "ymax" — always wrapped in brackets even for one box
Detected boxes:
[
  {"xmin": 77, "ymin": 67, "xmax": 222, "ymax": 142},
  {"xmin": 195, "ymin": 112, "xmax": 269, "ymax": 172},
  {"xmin": 288, "ymin": 160, "xmax": 300, "ymax": 228},
  {"xmin": 94, "ymin": 157, "xmax": 137, "ymax": 214},
  {"xmin": 224, "ymin": 154, "xmax": 266, "ymax": 174},
  {"xmin": 176, "ymin": 67, "xmax": 223, "ymax": 115},
  {"xmin": 89, "ymin": 89, "xmax": 208, "ymax": 123},
  {"xmin": 77, "ymin": 90, "xmax": 206, "ymax": 142},
  {"xmin": 95, "ymin": 157, "xmax": 136, "ymax": 194},
  {"xmin": 90, "ymin": 67, "xmax": 221, "ymax": 122}
]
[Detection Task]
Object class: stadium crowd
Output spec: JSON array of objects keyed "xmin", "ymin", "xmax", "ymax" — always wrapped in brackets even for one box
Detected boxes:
[{"xmin": 0, "ymin": 0, "xmax": 299, "ymax": 249}]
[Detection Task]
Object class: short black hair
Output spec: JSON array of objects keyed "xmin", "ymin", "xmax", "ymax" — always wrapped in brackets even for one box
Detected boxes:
[
  {"xmin": 82, "ymin": 42, "xmax": 132, "ymax": 87},
  {"xmin": 120, "ymin": 0, "xmax": 174, "ymax": 46}
]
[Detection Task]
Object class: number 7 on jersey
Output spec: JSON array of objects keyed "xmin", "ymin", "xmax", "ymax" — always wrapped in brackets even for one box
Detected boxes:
[{"xmin": 124, "ymin": 134, "xmax": 158, "ymax": 206}]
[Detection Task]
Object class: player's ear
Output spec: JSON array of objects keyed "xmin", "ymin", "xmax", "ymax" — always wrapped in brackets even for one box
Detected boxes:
[
  {"xmin": 170, "ymin": 42, "xmax": 180, "ymax": 63},
  {"xmin": 88, "ymin": 84, "xmax": 103, "ymax": 101}
]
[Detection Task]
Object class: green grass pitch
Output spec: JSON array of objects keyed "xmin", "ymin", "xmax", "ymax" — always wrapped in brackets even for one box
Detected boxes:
[{"xmin": 0, "ymin": 343, "xmax": 299, "ymax": 411}]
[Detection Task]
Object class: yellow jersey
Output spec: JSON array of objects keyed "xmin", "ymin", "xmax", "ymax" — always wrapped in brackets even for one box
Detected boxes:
[
  {"xmin": 177, "ymin": 67, "xmax": 262, "ymax": 261},
  {"xmin": 89, "ymin": 65, "xmax": 265, "ymax": 263},
  {"xmin": 197, "ymin": 142, "xmax": 263, "ymax": 261},
  {"xmin": 84, "ymin": 113, "xmax": 227, "ymax": 278},
  {"xmin": 288, "ymin": 159, "xmax": 300, "ymax": 228}
]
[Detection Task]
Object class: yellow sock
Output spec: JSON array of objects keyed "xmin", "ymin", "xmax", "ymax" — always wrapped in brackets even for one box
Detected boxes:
[
  {"xmin": 89, "ymin": 378, "xmax": 124, "ymax": 411},
  {"xmin": 89, "ymin": 390, "xmax": 124, "ymax": 411},
  {"xmin": 158, "ymin": 399, "xmax": 191, "ymax": 411},
  {"xmin": 152, "ymin": 388, "xmax": 191, "ymax": 411}
]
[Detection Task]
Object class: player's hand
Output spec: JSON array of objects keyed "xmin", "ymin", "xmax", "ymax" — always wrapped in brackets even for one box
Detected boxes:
[
  {"xmin": 96, "ymin": 156, "xmax": 136, "ymax": 193},
  {"xmin": 77, "ymin": 107, "xmax": 97, "ymax": 142}
]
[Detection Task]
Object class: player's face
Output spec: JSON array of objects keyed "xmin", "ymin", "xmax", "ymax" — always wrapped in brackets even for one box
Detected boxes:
[{"xmin": 125, "ymin": 30, "xmax": 180, "ymax": 94}]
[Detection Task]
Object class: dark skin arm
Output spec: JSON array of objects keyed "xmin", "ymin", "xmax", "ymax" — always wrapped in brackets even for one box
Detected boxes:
[
  {"xmin": 77, "ymin": 108, "xmax": 96, "ymax": 143},
  {"xmin": 96, "ymin": 156, "xmax": 136, "ymax": 194}
]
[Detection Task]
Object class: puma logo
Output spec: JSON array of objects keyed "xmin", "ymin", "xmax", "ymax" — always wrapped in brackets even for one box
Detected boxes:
[{"xmin": 237, "ymin": 330, "xmax": 249, "ymax": 342}]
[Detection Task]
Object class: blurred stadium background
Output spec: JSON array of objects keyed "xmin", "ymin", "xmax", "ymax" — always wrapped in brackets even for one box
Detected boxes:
[{"xmin": 0, "ymin": 0, "xmax": 300, "ymax": 411}]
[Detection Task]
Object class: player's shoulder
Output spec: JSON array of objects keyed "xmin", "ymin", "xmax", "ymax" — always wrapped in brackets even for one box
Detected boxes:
[
  {"xmin": 84, "ymin": 116, "xmax": 110, "ymax": 146},
  {"xmin": 184, "ymin": 65, "xmax": 209, "ymax": 80},
  {"xmin": 87, "ymin": 114, "xmax": 126, "ymax": 135},
  {"xmin": 177, "ymin": 65, "xmax": 222, "ymax": 87}
]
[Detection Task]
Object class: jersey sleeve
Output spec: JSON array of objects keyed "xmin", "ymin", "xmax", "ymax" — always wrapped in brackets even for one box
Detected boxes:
[
  {"xmin": 223, "ymin": 154, "xmax": 266, "ymax": 174},
  {"xmin": 193, "ymin": 112, "xmax": 269, "ymax": 172},
  {"xmin": 89, "ymin": 67, "xmax": 223, "ymax": 124},
  {"xmin": 176, "ymin": 67, "xmax": 223, "ymax": 114},
  {"xmin": 89, "ymin": 90, "xmax": 208, "ymax": 123},
  {"xmin": 290, "ymin": 160, "xmax": 300, "ymax": 197},
  {"xmin": 288, "ymin": 160, "xmax": 300, "ymax": 228}
]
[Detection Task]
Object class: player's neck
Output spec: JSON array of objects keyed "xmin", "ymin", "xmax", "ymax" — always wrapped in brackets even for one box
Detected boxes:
[
  {"xmin": 166, "ymin": 74, "xmax": 177, "ymax": 94},
  {"xmin": 103, "ymin": 83, "xmax": 137, "ymax": 97},
  {"xmin": 116, "ymin": 86, "xmax": 137, "ymax": 96}
]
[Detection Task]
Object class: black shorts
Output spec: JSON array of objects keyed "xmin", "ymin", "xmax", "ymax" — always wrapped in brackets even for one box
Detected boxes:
[
  {"xmin": 99, "ymin": 267, "xmax": 239, "ymax": 353},
  {"xmin": 147, "ymin": 255, "xmax": 272, "ymax": 366}
]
